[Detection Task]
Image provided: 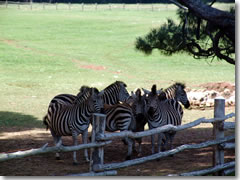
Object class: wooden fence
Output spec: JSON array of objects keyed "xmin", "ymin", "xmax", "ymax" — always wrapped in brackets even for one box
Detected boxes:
[
  {"xmin": 0, "ymin": 1, "xmax": 178, "ymax": 11},
  {"xmin": 0, "ymin": 98, "xmax": 235, "ymax": 176}
]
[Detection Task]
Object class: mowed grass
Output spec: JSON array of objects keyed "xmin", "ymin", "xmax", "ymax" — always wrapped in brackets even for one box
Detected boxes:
[{"xmin": 0, "ymin": 4, "xmax": 235, "ymax": 128}]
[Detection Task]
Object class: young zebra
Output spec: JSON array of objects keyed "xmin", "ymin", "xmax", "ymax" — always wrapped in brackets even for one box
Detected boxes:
[
  {"xmin": 43, "ymin": 87, "xmax": 104, "ymax": 164},
  {"xmin": 145, "ymin": 84, "xmax": 190, "ymax": 154}
]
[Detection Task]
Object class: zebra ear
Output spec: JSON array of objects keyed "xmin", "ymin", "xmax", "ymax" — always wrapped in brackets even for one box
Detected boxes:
[
  {"xmin": 157, "ymin": 88, "xmax": 163, "ymax": 95},
  {"xmin": 91, "ymin": 87, "xmax": 99, "ymax": 96},
  {"xmin": 131, "ymin": 91, "xmax": 136, "ymax": 98},
  {"xmin": 151, "ymin": 84, "xmax": 157, "ymax": 95}
]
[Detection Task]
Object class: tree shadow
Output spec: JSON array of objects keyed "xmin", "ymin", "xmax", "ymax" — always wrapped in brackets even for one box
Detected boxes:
[
  {"xmin": 0, "ymin": 111, "xmax": 43, "ymax": 131},
  {"xmin": 0, "ymin": 121, "xmax": 235, "ymax": 175}
]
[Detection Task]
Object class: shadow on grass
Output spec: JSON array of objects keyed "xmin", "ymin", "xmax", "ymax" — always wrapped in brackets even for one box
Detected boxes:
[{"xmin": 0, "ymin": 111, "xmax": 43, "ymax": 129}]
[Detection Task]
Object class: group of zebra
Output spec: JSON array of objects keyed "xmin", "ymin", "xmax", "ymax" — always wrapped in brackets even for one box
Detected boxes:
[{"xmin": 43, "ymin": 81, "xmax": 190, "ymax": 164}]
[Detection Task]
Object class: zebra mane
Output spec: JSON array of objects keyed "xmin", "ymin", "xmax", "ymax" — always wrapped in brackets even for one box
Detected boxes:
[
  {"xmin": 164, "ymin": 82, "xmax": 186, "ymax": 92},
  {"xmin": 74, "ymin": 87, "xmax": 98, "ymax": 104},
  {"xmin": 76, "ymin": 85, "xmax": 91, "ymax": 97},
  {"xmin": 104, "ymin": 81, "xmax": 127, "ymax": 90}
]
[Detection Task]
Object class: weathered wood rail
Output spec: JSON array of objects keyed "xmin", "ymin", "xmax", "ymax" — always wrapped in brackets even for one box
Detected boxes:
[{"xmin": 0, "ymin": 98, "xmax": 235, "ymax": 176}]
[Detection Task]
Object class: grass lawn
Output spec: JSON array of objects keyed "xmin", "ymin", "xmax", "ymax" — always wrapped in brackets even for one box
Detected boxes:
[{"xmin": 0, "ymin": 4, "xmax": 235, "ymax": 127}]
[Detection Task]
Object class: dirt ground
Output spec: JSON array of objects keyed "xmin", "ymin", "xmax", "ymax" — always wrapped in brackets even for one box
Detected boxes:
[{"xmin": 0, "ymin": 125, "xmax": 235, "ymax": 176}]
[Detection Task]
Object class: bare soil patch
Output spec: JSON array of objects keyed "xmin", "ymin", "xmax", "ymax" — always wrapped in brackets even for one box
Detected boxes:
[
  {"xmin": 198, "ymin": 82, "xmax": 235, "ymax": 93},
  {"xmin": 0, "ymin": 127, "xmax": 235, "ymax": 176}
]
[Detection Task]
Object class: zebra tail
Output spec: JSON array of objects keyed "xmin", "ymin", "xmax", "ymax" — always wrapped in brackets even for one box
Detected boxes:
[{"xmin": 43, "ymin": 115, "xmax": 49, "ymax": 130}]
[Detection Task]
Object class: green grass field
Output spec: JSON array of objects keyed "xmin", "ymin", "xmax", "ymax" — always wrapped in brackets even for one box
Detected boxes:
[{"xmin": 0, "ymin": 4, "xmax": 235, "ymax": 128}]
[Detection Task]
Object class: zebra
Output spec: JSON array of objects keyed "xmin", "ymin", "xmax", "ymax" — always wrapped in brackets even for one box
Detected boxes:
[
  {"xmin": 142, "ymin": 82, "xmax": 190, "ymax": 150},
  {"xmin": 102, "ymin": 88, "xmax": 147, "ymax": 160},
  {"xmin": 103, "ymin": 102, "xmax": 136, "ymax": 160},
  {"xmin": 43, "ymin": 87, "xmax": 104, "ymax": 164},
  {"xmin": 126, "ymin": 89, "xmax": 148, "ymax": 157},
  {"xmin": 144, "ymin": 84, "xmax": 190, "ymax": 154}
]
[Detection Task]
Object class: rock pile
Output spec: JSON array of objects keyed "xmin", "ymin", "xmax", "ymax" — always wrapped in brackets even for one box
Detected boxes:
[{"xmin": 187, "ymin": 82, "xmax": 235, "ymax": 109}]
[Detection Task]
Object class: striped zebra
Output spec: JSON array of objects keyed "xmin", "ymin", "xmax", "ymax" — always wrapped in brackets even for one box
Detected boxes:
[
  {"xmin": 145, "ymin": 84, "xmax": 190, "ymax": 154},
  {"xmin": 104, "ymin": 103, "xmax": 135, "ymax": 160},
  {"xmin": 43, "ymin": 87, "xmax": 104, "ymax": 164},
  {"xmin": 126, "ymin": 89, "xmax": 148, "ymax": 156},
  {"xmin": 102, "ymin": 89, "xmax": 147, "ymax": 160}
]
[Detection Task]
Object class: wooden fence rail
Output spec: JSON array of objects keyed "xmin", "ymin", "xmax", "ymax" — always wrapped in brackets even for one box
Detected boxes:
[
  {"xmin": 95, "ymin": 113, "xmax": 235, "ymax": 141},
  {"xmin": 92, "ymin": 135, "xmax": 234, "ymax": 172},
  {"xmin": 0, "ymin": 140, "xmax": 112, "ymax": 162}
]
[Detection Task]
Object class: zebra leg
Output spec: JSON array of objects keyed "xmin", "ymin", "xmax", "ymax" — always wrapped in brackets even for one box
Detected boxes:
[
  {"xmin": 169, "ymin": 133, "xmax": 176, "ymax": 150},
  {"xmin": 50, "ymin": 129, "xmax": 62, "ymax": 160},
  {"xmin": 82, "ymin": 129, "xmax": 89, "ymax": 162},
  {"xmin": 162, "ymin": 132, "xmax": 170, "ymax": 151},
  {"xmin": 151, "ymin": 134, "xmax": 155, "ymax": 154},
  {"xmin": 132, "ymin": 138, "xmax": 137, "ymax": 154},
  {"xmin": 71, "ymin": 131, "xmax": 80, "ymax": 165},
  {"xmin": 125, "ymin": 137, "xmax": 133, "ymax": 160},
  {"xmin": 157, "ymin": 133, "xmax": 164, "ymax": 153},
  {"xmin": 137, "ymin": 138, "xmax": 142, "ymax": 157}
]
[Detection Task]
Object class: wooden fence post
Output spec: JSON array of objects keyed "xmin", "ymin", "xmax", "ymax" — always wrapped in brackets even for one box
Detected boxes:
[
  {"xmin": 68, "ymin": 2, "xmax": 71, "ymax": 10},
  {"xmin": 95, "ymin": 3, "xmax": 97, "ymax": 11},
  {"xmin": 90, "ymin": 113, "xmax": 106, "ymax": 172},
  {"xmin": 81, "ymin": 3, "xmax": 84, "ymax": 11},
  {"xmin": 213, "ymin": 98, "xmax": 225, "ymax": 175}
]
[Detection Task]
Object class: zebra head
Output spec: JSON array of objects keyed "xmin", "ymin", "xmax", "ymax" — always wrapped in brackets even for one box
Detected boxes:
[
  {"xmin": 103, "ymin": 81, "xmax": 130, "ymax": 104},
  {"xmin": 165, "ymin": 82, "xmax": 190, "ymax": 109},
  {"xmin": 117, "ymin": 81, "xmax": 130, "ymax": 102},
  {"xmin": 131, "ymin": 88, "xmax": 148, "ymax": 132},
  {"xmin": 88, "ymin": 88, "xmax": 105, "ymax": 114},
  {"xmin": 131, "ymin": 89, "xmax": 147, "ymax": 117},
  {"xmin": 144, "ymin": 84, "xmax": 159, "ymax": 118}
]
